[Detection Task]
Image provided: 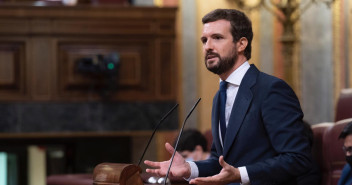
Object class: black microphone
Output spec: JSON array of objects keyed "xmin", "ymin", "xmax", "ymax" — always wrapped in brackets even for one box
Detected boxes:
[
  {"xmin": 137, "ymin": 103, "xmax": 179, "ymax": 166},
  {"xmin": 163, "ymin": 98, "xmax": 201, "ymax": 185}
]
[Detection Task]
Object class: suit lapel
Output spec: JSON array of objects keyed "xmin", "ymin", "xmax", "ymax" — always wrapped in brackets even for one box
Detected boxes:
[
  {"xmin": 212, "ymin": 91, "xmax": 224, "ymax": 154},
  {"xmin": 223, "ymin": 65, "xmax": 258, "ymax": 157}
]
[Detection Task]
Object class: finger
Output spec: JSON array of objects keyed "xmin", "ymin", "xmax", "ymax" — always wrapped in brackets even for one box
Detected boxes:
[
  {"xmin": 189, "ymin": 179, "xmax": 196, "ymax": 184},
  {"xmin": 165, "ymin": 142, "xmax": 176, "ymax": 155},
  {"xmin": 189, "ymin": 179, "xmax": 200, "ymax": 184},
  {"xmin": 190, "ymin": 177, "xmax": 214, "ymax": 184},
  {"xmin": 189, "ymin": 178, "xmax": 201, "ymax": 184},
  {"xmin": 146, "ymin": 168, "xmax": 157, "ymax": 174},
  {"xmin": 218, "ymin": 156, "xmax": 229, "ymax": 169},
  {"xmin": 144, "ymin": 160, "xmax": 160, "ymax": 168},
  {"xmin": 146, "ymin": 168, "xmax": 164, "ymax": 176},
  {"xmin": 165, "ymin": 142, "xmax": 185, "ymax": 160}
]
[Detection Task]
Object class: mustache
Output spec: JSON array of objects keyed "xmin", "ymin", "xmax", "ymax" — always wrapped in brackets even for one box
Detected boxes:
[{"xmin": 205, "ymin": 52, "xmax": 220, "ymax": 59}]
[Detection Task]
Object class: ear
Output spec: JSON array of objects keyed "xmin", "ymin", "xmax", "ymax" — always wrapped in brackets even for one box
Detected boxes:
[{"xmin": 237, "ymin": 37, "xmax": 248, "ymax": 53}]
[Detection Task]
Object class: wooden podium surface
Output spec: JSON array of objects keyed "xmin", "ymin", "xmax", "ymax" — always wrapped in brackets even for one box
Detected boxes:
[
  {"xmin": 93, "ymin": 163, "xmax": 143, "ymax": 185},
  {"xmin": 93, "ymin": 163, "xmax": 188, "ymax": 185},
  {"xmin": 48, "ymin": 173, "xmax": 188, "ymax": 185},
  {"xmin": 48, "ymin": 174, "xmax": 188, "ymax": 185}
]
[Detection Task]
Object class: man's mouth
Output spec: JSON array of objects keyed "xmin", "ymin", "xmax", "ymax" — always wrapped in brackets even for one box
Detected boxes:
[
  {"xmin": 206, "ymin": 53, "xmax": 219, "ymax": 60},
  {"xmin": 207, "ymin": 55, "xmax": 216, "ymax": 60}
]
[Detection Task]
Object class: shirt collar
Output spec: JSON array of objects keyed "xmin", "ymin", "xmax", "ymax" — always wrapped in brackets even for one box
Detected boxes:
[{"xmin": 220, "ymin": 61, "xmax": 250, "ymax": 86}]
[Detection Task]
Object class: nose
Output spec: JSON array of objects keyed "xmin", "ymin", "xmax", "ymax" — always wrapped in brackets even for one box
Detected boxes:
[{"xmin": 204, "ymin": 39, "xmax": 213, "ymax": 52}]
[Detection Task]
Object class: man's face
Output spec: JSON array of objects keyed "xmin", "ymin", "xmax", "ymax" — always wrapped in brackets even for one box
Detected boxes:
[
  {"xmin": 201, "ymin": 19, "xmax": 238, "ymax": 75},
  {"xmin": 180, "ymin": 150, "xmax": 193, "ymax": 160},
  {"xmin": 344, "ymin": 135, "xmax": 352, "ymax": 156}
]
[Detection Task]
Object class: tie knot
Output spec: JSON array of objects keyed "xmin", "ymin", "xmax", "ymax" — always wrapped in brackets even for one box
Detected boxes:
[{"xmin": 220, "ymin": 81, "xmax": 227, "ymax": 92}]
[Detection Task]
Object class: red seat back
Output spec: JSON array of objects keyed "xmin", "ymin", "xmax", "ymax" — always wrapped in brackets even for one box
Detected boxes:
[
  {"xmin": 203, "ymin": 129, "xmax": 213, "ymax": 152},
  {"xmin": 335, "ymin": 89, "xmax": 352, "ymax": 122},
  {"xmin": 321, "ymin": 118, "xmax": 352, "ymax": 185},
  {"xmin": 312, "ymin": 123, "xmax": 334, "ymax": 174}
]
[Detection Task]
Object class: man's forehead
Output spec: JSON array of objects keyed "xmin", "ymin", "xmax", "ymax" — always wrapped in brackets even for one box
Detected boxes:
[
  {"xmin": 345, "ymin": 135, "xmax": 352, "ymax": 146},
  {"xmin": 202, "ymin": 19, "xmax": 231, "ymax": 34},
  {"xmin": 180, "ymin": 150, "xmax": 192, "ymax": 154}
]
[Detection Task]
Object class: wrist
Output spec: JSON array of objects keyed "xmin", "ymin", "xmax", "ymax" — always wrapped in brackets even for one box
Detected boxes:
[
  {"xmin": 183, "ymin": 162, "xmax": 191, "ymax": 179},
  {"xmin": 234, "ymin": 168, "xmax": 242, "ymax": 183}
]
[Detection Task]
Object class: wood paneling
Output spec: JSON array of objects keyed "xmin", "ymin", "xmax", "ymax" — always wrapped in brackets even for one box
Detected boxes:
[
  {"xmin": 53, "ymin": 20, "xmax": 154, "ymax": 35},
  {"xmin": 31, "ymin": 37, "xmax": 53, "ymax": 100},
  {"xmin": 157, "ymin": 39, "xmax": 176, "ymax": 99},
  {"xmin": 56, "ymin": 40, "xmax": 155, "ymax": 100},
  {"xmin": 0, "ymin": 41, "xmax": 26, "ymax": 100},
  {"xmin": 0, "ymin": 5, "xmax": 177, "ymax": 101}
]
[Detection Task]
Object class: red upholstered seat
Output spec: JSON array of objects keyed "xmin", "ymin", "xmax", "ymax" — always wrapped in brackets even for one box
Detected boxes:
[
  {"xmin": 311, "ymin": 122, "xmax": 334, "ymax": 175},
  {"xmin": 335, "ymin": 89, "xmax": 352, "ymax": 122},
  {"xmin": 321, "ymin": 118, "xmax": 352, "ymax": 185}
]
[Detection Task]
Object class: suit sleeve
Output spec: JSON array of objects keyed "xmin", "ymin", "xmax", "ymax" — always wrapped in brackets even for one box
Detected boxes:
[
  {"xmin": 194, "ymin": 142, "xmax": 222, "ymax": 177},
  {"xmin": 337, "ymin": 164, "xmax": 350, "ymax": 185},
  {"xmin": 246, "ymin": 79, "xmax": 313, "ymax": 185}
]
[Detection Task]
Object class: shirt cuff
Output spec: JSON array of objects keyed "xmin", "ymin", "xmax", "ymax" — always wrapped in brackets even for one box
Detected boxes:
[
  {"xmin": 238, "ymin": 166, "xmax": 250, "ymax": 185},
  {"xmin": 184, "ymin": 161, "xmax": 199, "ymax": 181}
]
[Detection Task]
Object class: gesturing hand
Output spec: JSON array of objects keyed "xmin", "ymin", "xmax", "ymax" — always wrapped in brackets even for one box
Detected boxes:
[
  {"xmin": 144, "ymin": 142, "xmax": 191, "ymax": 178},
  {"xmin": 189, "ymin": 156, "xmax": 241, "ymax": 185}
]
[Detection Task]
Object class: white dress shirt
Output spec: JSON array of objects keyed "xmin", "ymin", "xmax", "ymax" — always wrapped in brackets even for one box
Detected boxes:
[{"xmin": 186, "ymin": 61, "xmax": 251, "ymax": 184}]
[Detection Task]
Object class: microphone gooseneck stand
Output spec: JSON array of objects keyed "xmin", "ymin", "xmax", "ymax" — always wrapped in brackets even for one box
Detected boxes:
[
  {"xmin": 163, "ymin": 98, "xmax": 201, "ymax": 185},
  {"xmin": 138, "ymin": 103, "xmax": 179, "ymax": 166}
]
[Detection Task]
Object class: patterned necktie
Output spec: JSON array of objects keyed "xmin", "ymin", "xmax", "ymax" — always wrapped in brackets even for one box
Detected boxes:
[{"xmin": 219, "ymin": 81, "xmax": 227, "ymax": 144}]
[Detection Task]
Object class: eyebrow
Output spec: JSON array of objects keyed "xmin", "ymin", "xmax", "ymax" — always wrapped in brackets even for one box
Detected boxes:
[
  {"xmin": 201, "ymin": 33, "xmax": 225, "ymax": 39},
  {"xmin": 212, "ymin": 33, "xmax": 223, "ymax": 37}
]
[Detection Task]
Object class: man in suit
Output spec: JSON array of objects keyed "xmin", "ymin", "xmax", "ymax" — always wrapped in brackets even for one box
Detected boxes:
[
  {"xmin": 338, "ymin": 121, "xmax": 352, "ymax": 185},
  {"xmin": 145, "ymin": 9, "xmax": 313, "ymax": 185}
]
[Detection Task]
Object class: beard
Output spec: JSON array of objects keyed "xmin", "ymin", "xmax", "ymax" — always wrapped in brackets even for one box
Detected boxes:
[{"xmin": 204, "ymin": 50, "xmax": 238, "ymax": 75}]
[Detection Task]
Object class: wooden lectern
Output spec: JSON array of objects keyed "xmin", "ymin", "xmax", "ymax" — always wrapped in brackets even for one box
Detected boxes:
[{"xmin": 93, "ymin": 163, "xmax": 144, "ymax": 185}]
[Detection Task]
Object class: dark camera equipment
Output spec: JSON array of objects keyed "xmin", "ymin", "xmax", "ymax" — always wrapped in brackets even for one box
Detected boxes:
[
  {"xmin": 75, "ymin": 52, "xmax": 120, "ymax": 99},
  {"xmin": 76, "ymin": 53, "xmax": 120, "ymax": 75}
]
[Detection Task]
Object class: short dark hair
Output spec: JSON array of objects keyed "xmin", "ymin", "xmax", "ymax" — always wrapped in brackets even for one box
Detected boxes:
[
  {"xmin": 175, "ymin": 129, "xmax": 208, "ymax": 152},
  {"xmin": 202, "ymin": 9, "xmax": 253, "ymax": 60},
  {"xmin": 339, "ymin": 122, "xmax": 352, "ymax": 139}
]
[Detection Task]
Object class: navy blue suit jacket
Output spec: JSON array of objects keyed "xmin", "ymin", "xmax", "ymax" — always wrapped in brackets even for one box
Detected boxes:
[
  {"xmin": 338, "ymin": 164, "xmax": 352, "ymax": 185},
  {"xmin": 195, "ymin": 65, "xmax": 312, "ymax": 185}
]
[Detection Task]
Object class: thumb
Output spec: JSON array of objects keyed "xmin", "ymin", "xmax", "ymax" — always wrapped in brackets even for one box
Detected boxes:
[
  {"xmin": 219, "ymin": 156, "xmax": 230, "ymax": 169},
  {"xmin": 165, "ymin": 142, "xmax": 176, "ymax": 155},
  {"xmin": 166, "ymin": 142, "xmax": 184, "ymax": 159}
]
